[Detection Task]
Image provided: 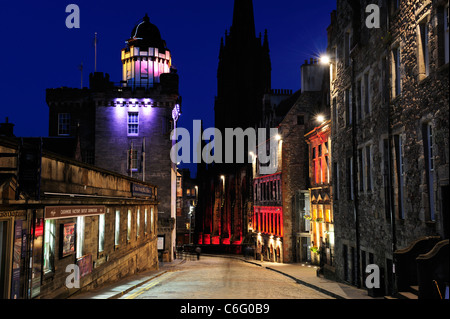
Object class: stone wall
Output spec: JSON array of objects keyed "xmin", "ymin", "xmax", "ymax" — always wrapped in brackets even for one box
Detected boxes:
[
  {"xmin": 329, "ymin": 0, "xmax": 449, "ymax": 292},
  {"xmin": 279, "ymin": 91, "xmax": 324, "ymax": 263},
  {"xmin": 1, "ymin": 139, "xmax": 159, "ymax": 299}
]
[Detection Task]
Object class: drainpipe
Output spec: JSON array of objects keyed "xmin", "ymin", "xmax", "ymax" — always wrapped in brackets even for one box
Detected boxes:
[
  {"xmin": 383, "ymin": 1, "xmax": 398, "ymax": 296},
  {"xmin": 349, "ymin": 0, "xmax": 362, "ymax": 289},
  {"xmin": 351, "ymin": 55, "xmax": 361, "ymax": 289},
  {"xmin": 387, "ymin": 80, "xmax": 397, "ymax": 297}
]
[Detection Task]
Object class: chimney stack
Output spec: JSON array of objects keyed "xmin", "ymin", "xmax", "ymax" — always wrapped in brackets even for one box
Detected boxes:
[{"xmin": 0, "ymin": 117, "xmax": 15, "ymax": 137}]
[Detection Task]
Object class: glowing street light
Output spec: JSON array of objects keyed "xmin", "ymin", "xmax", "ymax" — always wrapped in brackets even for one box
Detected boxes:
[
  {"xmin": 320, "ymin": 55, "xmax": 331, "ymax": 65},
  {"xmin": 317, "ymin": 115, "xmax": 325, "ymax": 123}
]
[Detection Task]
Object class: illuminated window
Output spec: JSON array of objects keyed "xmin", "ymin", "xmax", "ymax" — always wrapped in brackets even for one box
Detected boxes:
[
  {"xmin": 417, "ymin": 19, "xmax": 430, "ymax": 79},
  {"xmin": 58, "ymin": 113, "xmax": 71, "ymax": 136},
  {"xmin": 127, "ymin": 209, "xmax": 132, "ymax": 241},
  {"xmin": 128, "ymin": 112, "xmax": 139, "ymax": 136},
  {"xmin": 136, "ymin": 209, "xmax": 140, "ymax": 238},
  {"xmin": 115, "ymin": 209, "xmax": 120, "ymax": 246},
  {"xmin": 144, "ymin": 208, "xmax": 148, "ymax": 234},
  {"xmin": 151, "ymin": 207, "xmax": 154, "ymax": 233},
  {"xmin": 98, "ymin": 212, "xmax": 105, "ymax": 252},
  {"xmin": 76, "ymin": 216, "xmax": 85, "ymax": 258},
  {"xmin": 43, "ymin": 219, "xmax": 56, "ymax": 273},
  {"xmin": 391, "ymin": 46, "xmax": 402, "ymax": 98}
]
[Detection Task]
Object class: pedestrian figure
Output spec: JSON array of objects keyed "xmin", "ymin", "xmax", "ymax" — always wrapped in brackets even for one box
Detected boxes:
[{"xmin": 195, "ymin": 246, "xmax": 201, "ymax": 260}]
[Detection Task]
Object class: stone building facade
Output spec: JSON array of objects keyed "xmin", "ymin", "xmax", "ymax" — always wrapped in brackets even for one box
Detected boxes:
[
  {"xmin": 277, "ymin": 77, "xmax": 329, "ymax": 263},
  {"xmin": 328, "ymin": 0, "xmax": 449, "ymax": 295},
  {"xmin": 46, "ymin": 14, "xmax": 180, "ymax": 261},
  {"xmin": 250, "ymin": 59, "xmax": 329, "ymax": 264},
  {"xmin": 176, "ymin": 169, "xmax": 197, "ymax": 246},
  {"xmin": 0, "ymin": 137, "xmax": 158, "ymax": 299},
  {"xmin": 305, "ymin": 119, "xmax": 334, "ymax": 272}
]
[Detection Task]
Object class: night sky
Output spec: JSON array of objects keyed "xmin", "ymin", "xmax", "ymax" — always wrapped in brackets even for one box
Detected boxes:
[{"xmin": 0, "ymin": 0, "xmax": 336, "ymax": 176}]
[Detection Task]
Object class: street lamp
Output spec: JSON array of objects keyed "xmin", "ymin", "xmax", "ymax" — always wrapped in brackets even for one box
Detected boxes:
[
  {"xmin": 320, "ymin": 55, "xmax": 331, "ymax": 65},
  {"xmin": 189, "ymin": 205, "xmax": 194, "ymax": 245},
  {"xmin": 316, "ymin": 114, "xmax": 325, "ymax": 124}
]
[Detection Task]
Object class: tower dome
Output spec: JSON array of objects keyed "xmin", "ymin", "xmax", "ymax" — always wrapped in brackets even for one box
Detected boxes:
[
  {"xmin": 121, "ymin": 14, "xmax": 173, "ymax": 88},
  {"xmin": 127, "ymin": 14, "xmax": 167, "ymax": 51}
]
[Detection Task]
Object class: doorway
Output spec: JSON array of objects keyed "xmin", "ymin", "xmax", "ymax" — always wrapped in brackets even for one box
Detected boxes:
[
  {"xmin": 300, "ymin": 236, "xmax": 311, "ymax": 262},
  {"xmin": 0, "ymin": 220, "xmax": 9, "ymax": 298}
]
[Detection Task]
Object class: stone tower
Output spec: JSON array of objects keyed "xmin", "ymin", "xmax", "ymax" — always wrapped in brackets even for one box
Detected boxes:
[{"xmin": 46, "ymin": 14, "xmax": 181, "ymax": 261}]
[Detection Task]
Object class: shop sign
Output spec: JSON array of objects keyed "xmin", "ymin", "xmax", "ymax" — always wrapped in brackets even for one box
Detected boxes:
[
  {"xmin": 45, "ymin": 206, "xmax": 105, "ymax": 220},
  {"xmin": 157, "ymin": 236, "xmax": 165, "ymax": 251},
  {"xmin": 131, "ymin": 183, "xmax": 153, "ymax": 198}
]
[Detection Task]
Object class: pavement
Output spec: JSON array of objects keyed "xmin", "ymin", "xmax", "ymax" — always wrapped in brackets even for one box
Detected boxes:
[
  {"xmin": 69, "ymin": 253, "xmax": 381, "ymax": 300},
  {"xmin": 69, "ymin": 258, "xmax": 186, "ymax": 299},
  {"xmin": 234, "ymin": 256, "xmax": 379, "ymax": 299}
]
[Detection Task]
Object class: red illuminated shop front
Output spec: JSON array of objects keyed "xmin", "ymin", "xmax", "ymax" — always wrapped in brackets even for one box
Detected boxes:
[{"xmin": 253, "ymin": 206, "xmax": 283, "ymax": 237}]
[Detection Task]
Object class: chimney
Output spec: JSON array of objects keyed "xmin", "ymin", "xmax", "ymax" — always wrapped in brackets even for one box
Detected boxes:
[
  {"xmin": 0, "ymin": 117, "xmax": 15, "ymax": 137},
  {"xmin": 301, "ymin": 57, "xmax": 327, "ymax": 92}
]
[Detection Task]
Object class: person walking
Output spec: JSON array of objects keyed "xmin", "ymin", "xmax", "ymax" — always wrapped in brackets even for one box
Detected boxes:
[{"xmin": 195, "ymin": 246, "xmax": 201, "ymax": 260}]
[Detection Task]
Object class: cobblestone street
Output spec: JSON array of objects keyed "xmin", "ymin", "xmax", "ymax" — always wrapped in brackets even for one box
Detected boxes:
[{"xmin": 72, "ymin": 254, "xmax": 375, "ymax": 300}]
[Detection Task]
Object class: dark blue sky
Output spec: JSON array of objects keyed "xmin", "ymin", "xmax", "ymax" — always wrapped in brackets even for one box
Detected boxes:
[{"xmin": 0, "ymin": 0, "xmax": 336, "ymax": 175}]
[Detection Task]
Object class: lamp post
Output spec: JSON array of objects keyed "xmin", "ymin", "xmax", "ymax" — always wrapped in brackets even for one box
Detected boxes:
[{"xmin": 188, "ymin": 207, "xmax": 192, "ymax": 245}]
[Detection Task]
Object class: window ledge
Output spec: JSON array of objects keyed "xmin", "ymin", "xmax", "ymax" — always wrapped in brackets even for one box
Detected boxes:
[{"xmin": 418, "ymin": 74, "xmax": 431, "ymax": 85}]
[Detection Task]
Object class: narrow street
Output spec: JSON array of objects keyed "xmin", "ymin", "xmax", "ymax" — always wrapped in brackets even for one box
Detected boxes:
[{"xmin": 119, "ymin": 255, "xmax": 333, "ymax": 299}]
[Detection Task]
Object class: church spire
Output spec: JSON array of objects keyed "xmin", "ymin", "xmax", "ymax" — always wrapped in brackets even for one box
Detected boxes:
[{"xmin": 230, "ymin": 0, "xmax": 256, "ymax": 41}]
